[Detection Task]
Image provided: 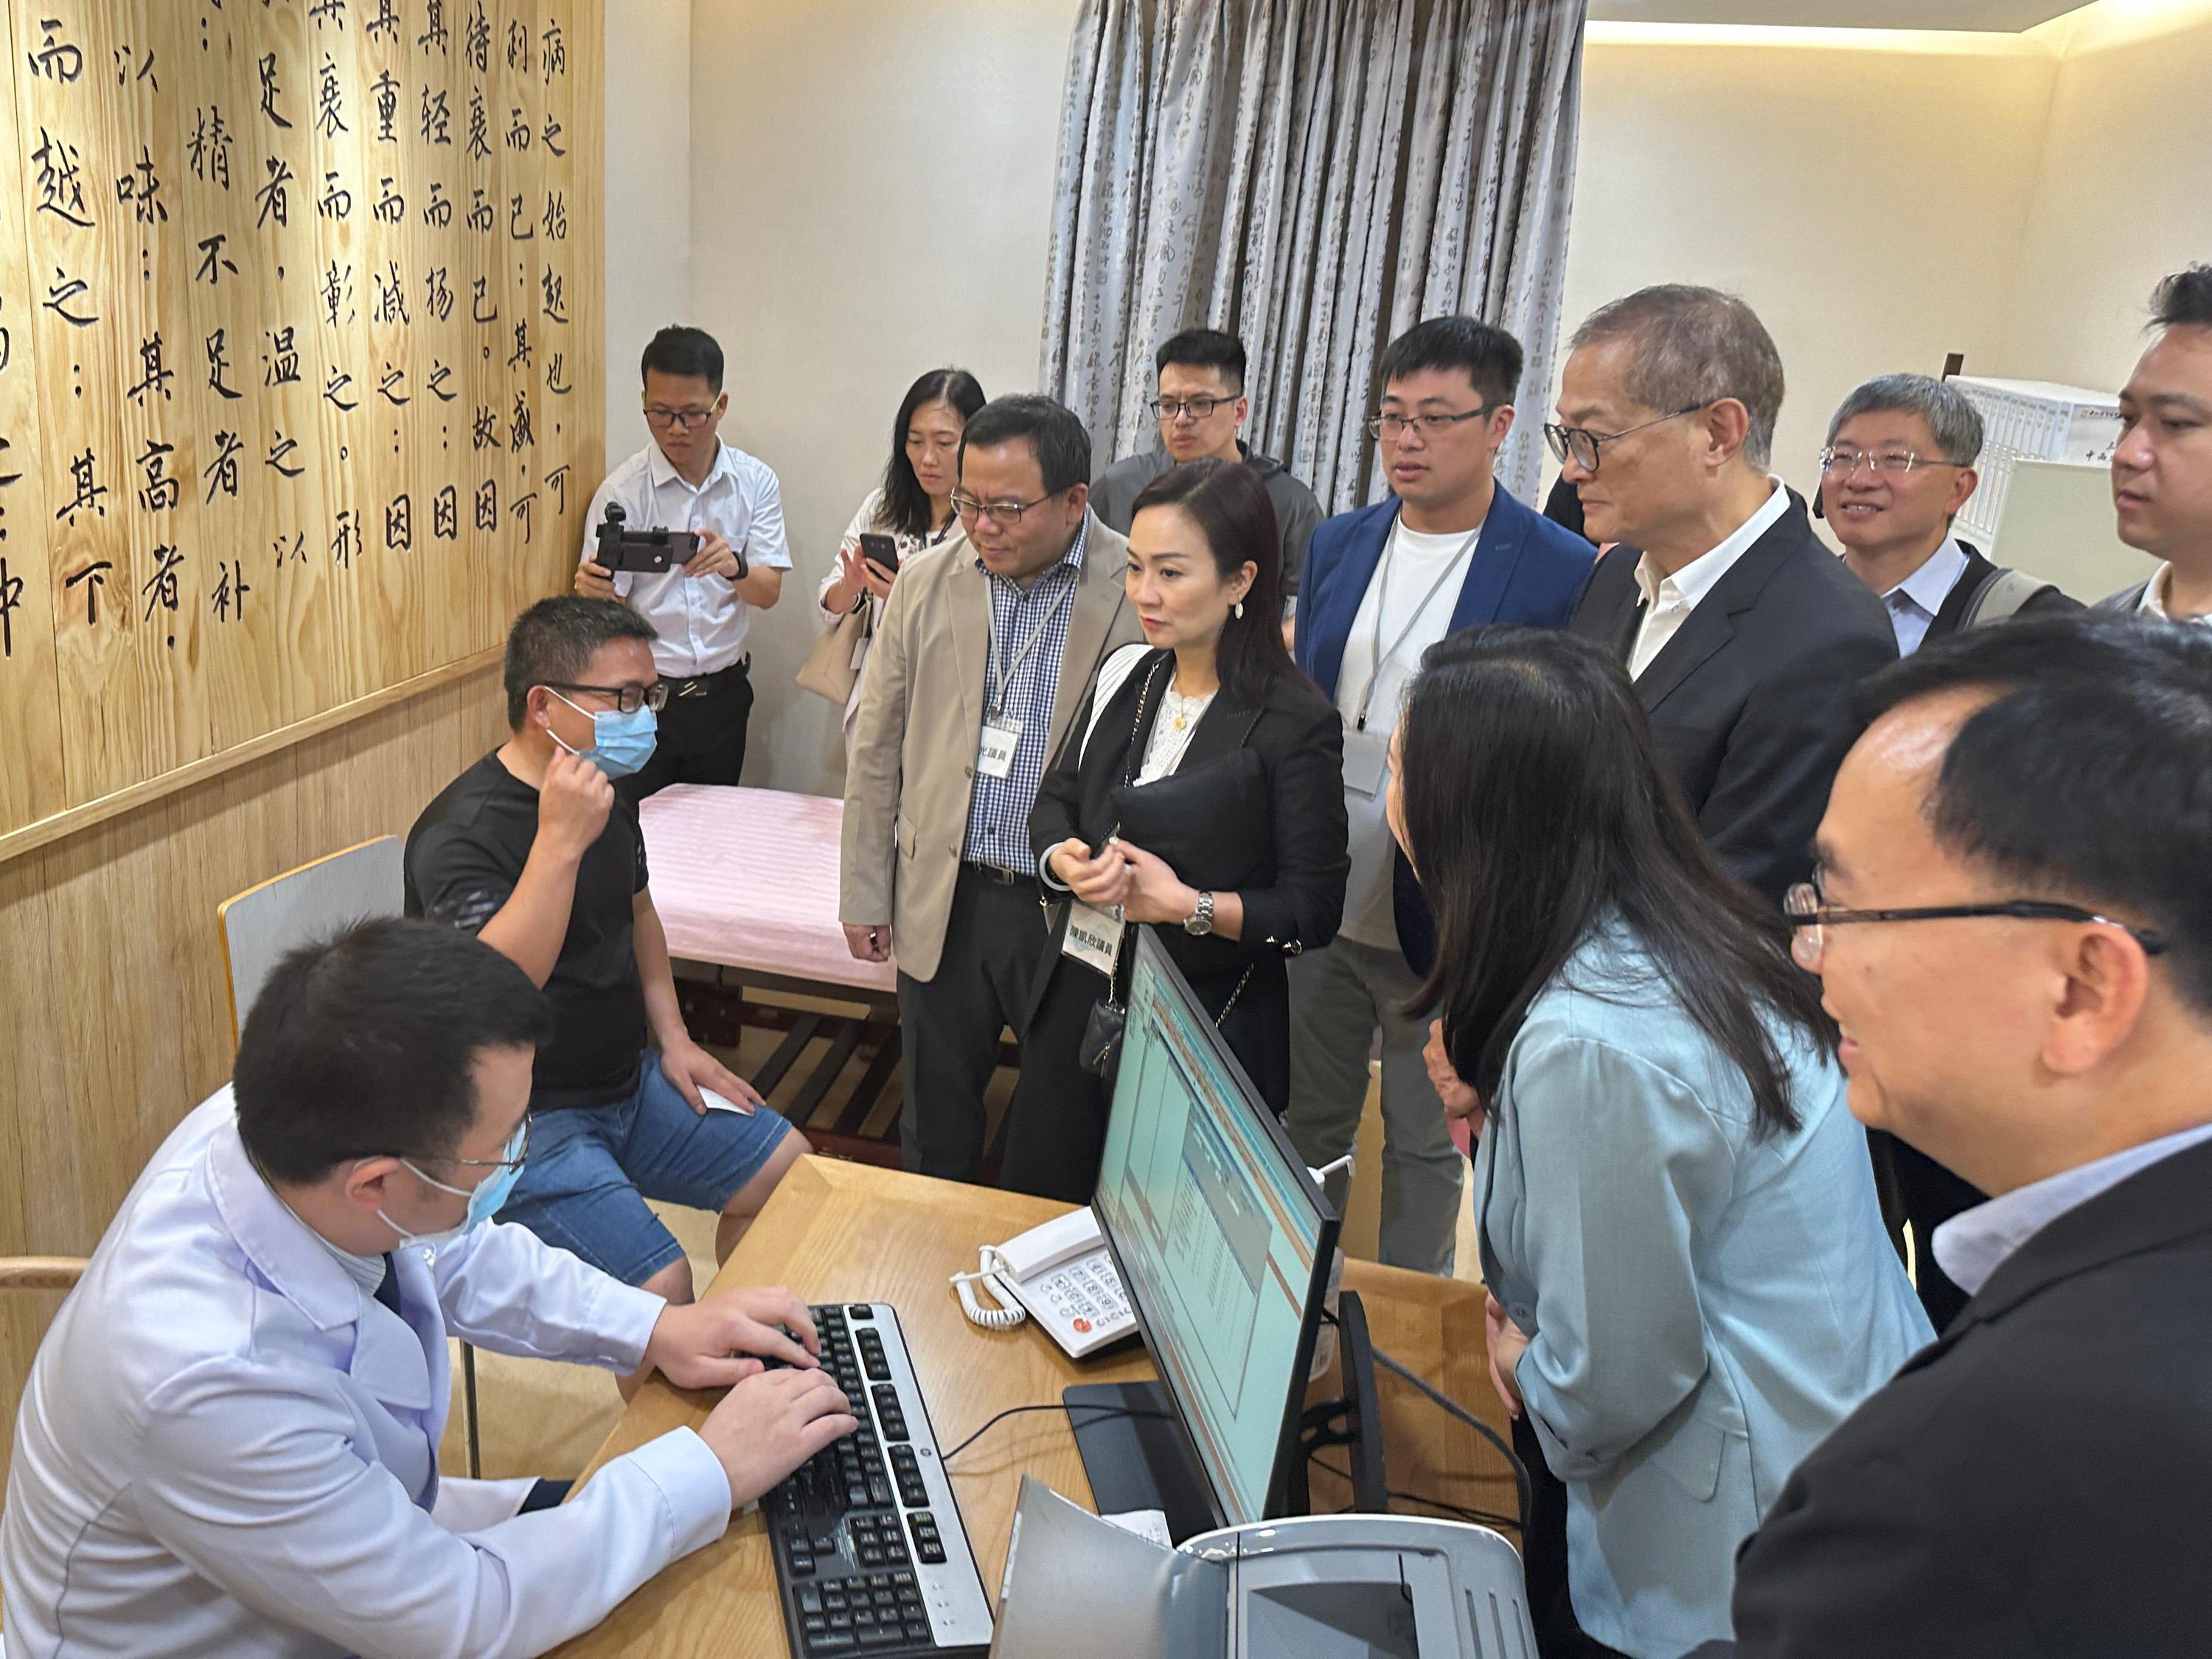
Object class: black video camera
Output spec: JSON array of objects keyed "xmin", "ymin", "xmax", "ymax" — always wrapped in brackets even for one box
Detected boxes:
[{"xmin": 593, "ymin": 501, "xmax": 745, "ymax": 578}]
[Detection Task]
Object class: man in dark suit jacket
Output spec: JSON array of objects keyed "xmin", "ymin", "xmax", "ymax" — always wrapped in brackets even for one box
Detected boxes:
[
  {"xmin": 1285, "ymin": 316, "xmax": 1593, "ymax": 1275},
  {"xmin": 1700, "ymin": 616, "xmax": 2212, "ymax": 1658},
  {"xmin": 1554, "ymin": 286, "xmax": 1897, "ymax": 908}
]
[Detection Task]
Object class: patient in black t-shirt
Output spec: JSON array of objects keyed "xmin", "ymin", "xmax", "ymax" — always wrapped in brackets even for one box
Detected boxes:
[{"xmin": 407, "ymin": 598, "xmax": 805, "ymax": 1388}]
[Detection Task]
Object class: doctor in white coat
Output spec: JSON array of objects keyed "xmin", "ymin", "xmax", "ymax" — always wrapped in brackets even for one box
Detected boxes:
[{"xmin": 1, "ymin": 918, "xmax": 857, "ymax": 1658}]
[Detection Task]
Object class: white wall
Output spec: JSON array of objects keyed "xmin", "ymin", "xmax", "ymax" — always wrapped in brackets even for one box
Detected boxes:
[
  {"xmin": 611, "ymin": 0, "xmax": 2212, "ymax": 799},
  {"xmin": 2002, "ymin": 0, "xmax": 2212, "ymax": 391},
  {"xmin": 688, "ymin": 0, "xmax": 1083, "ymax": 799},
  {"xmin": 1559, "ymin": 30, "xmax": 2058, "ymax": 507},
  {"xmin": 603, "ymin": 0, "xmax": 695, "ymax": 469}
]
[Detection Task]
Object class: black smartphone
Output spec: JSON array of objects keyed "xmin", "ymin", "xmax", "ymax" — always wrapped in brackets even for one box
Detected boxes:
[{"xmin": 859, "ymin": 532, "xmax": 901, "ymax": 575}]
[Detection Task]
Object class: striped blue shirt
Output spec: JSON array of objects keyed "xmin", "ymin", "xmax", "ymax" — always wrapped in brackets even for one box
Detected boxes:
[{"xmin": 961, "ymin": 520, "xmax": 1090, "ymax": 872}]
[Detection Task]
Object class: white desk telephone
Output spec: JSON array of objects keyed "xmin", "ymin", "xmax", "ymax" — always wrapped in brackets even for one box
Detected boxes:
[{"xmin": 953, "ymin": 1206, "xmax": 1135, "ymax": 1359}]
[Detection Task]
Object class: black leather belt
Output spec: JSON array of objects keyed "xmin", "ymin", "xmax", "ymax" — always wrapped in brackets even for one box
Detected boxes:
[
  {"xmin": 963, "ymin": 861, "xmax": 1029, "ymax": 886},
  {"xmin": 663, "ymin": 656, "xmax": 750, "ymax": 699}
]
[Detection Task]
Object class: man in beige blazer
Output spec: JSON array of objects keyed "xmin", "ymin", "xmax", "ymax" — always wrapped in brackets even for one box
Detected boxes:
[{"xmin": 841, "ymin": 395, "xmax": 1143, "ymax": 1179}]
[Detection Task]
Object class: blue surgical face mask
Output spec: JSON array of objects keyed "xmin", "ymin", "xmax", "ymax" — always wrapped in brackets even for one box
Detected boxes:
[
  {"xmin": 546, "ymin": 688, "xmax": 658, "ymax": 779},
  {"xmin": 376, "ymin": 1123, "xmax": 527, "ymax": 1251}
]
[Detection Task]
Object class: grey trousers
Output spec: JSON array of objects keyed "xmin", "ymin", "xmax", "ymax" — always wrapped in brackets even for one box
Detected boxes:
[{"xmin": 1284, "ymin": 936, "xmax": 1463, "ymax": 1275}]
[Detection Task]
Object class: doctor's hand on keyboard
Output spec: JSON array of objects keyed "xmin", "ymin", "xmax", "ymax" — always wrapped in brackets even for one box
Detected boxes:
[
  {"xmin": 700, "ymin": 1368, "xmax": 861, "ymax": 1510},
  {"xmin": 644, "ymin": 1287, "xmax": 827, "ymax": 1389}
]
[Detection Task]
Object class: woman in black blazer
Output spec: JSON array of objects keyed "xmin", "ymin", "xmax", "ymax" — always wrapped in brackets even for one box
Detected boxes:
[{"xmin": 1004, "ymin": 459, "xmax": 1349, "ymax": 1202}]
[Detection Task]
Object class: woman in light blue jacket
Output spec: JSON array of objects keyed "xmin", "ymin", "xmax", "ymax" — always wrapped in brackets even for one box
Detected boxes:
[{"xmin": 1390, "ymin": 628, "xmax": 1931, "ymax": 1659}]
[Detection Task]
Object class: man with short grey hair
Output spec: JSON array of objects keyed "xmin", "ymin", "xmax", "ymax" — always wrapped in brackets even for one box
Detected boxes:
[
  {"xmin": 1820, "ymin": 377, "xmax": 2078, "ymax": 1330},
  {"xmin": 1556, "ymin": 285, "xmax": 1896, "ymax": 904},
  {"xmin": 1823, "ymin": 374, "xmax": 2074, "ymax": 660}
]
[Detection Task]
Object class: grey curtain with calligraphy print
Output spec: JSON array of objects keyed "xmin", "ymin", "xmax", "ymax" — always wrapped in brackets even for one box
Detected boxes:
[{"xmin": 1040, "ymin": 0, "xmax": 1586, "ymax": 512}]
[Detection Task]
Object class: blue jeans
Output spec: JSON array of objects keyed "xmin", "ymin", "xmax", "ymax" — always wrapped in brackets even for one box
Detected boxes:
[{"xmin": 500, "ymin": 1056, "xmax": 791, "ymax": 1284}]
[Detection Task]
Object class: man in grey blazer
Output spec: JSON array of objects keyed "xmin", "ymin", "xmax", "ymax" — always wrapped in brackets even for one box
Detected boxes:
[
  {"xmin": 2101, "ymin": 265, "xmax": 2212, "ymax": 625},
  {"xmin": 841, "ymin": 396, "xmax": 1143, "ymax": 1180}
]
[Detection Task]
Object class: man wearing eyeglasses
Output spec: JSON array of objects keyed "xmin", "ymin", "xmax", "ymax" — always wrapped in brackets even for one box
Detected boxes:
[
  {"xmin": 1823, "ymin": 373, "xmax": 2075, "ymax": 658},
  {"xmin": 1695, "ymin": 614, "xmax": 2212, "ymax": 1658},
  {"xmin": 2101, "ymin": 265, "xmax": 2212, "ymax": 625},
  {"xmin": 574, "ymin": 324, "xmax": 788, "ymax": 800},
  {"xmin": 1088, "ymin": 328, "xmax": 1324, "ymax": 608},
  {"xmin": 406, "ymin": 598, "xmax": 804, "ymax": 1373},
  {"xmin": 1284, "ymin": 316, "xmax": 1593, "ymax": 1275},
  {"xmin": 841, "ymin": 395, "xmax": 1142, "ymax": 1180},
  {"xmin": 1821, "ymin": 373, "xmax": 2077, "ymax": 1329},
  {"xmin": 0, "ymin": 919, "xmax": 856, "ymax": 1658},
  {"xmin": 1558, "ymin": 285, "xmax": 1897, "ymax": 907}
]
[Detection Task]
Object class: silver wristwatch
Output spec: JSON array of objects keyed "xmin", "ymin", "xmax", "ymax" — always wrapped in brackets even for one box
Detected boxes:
[{"xmin": 1183, "ymin": 890, "xmax": 1215, "ymax": 936}]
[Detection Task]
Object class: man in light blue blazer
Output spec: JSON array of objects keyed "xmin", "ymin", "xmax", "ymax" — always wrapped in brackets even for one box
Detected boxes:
[{"xmin": 1285, "ymin": 316, "xmax": 1594, "ymax": 1273}]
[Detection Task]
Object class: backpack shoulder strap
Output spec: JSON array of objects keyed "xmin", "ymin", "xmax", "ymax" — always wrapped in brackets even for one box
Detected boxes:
[{"xmin": 1961, "ymin": 568, "xmax": 2054, "ymax": 629}]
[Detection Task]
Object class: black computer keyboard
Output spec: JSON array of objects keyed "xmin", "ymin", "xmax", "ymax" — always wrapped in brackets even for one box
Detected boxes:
[{"xmin": 764, "ymin": 1304, "xmax": 993, "ymax": 1658}]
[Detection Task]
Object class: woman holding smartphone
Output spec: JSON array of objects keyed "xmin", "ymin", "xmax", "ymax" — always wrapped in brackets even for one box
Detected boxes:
[
  {"xmin": 1002, "ymin": 458, "xmax": 1349, "ymax": 1203},
  {"xmin": 1388, "ymin": 627, "xmax": 1930, "ymax": 1658},
  {"xmin": 812, "ymin": 366, "xmax": 987, "ymax": 733}
]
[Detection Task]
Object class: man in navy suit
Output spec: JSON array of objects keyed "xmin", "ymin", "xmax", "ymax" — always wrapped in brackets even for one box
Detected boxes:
[{"xmin": 1286, "ymin": 316, "xmax": 1594, "ymax": 1274}]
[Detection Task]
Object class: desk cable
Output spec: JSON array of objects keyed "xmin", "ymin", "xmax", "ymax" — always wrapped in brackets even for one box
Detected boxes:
[
  {"xmin": 1366, "ymin": 1335, "xmax": 1532, "ymax": 1531},
  {"xmin": 939, "ymin": 1402, "xmax": 1173, "ymax": 1467}
]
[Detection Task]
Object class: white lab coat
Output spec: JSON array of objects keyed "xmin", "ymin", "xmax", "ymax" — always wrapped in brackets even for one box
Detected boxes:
[{"xmin": 1, "ymin": 1091, "xmax": 734, "ymax": 1658}]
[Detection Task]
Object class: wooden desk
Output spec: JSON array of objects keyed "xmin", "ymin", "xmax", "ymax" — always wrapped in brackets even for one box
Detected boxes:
[{"xmin": 552, "ymin": 1158, "xmax": 1517, "ymax": 1658}]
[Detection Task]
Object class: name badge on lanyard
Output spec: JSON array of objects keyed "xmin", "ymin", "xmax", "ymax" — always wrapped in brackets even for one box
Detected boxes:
[
  {"xmin": 978, "ymin": 717, "xmax": 1023, "ymax": 779},
  {"xmin": 1062, "ymin": 900, "xmax": 1124, "ymax": 977},
  {"xmin": 1343, "ymin": 724, "xmax": 1391, "ymax": 798},
  {"xmin": 1343, "ymin": 525, "xmax": 1481, "ymax": 799}
]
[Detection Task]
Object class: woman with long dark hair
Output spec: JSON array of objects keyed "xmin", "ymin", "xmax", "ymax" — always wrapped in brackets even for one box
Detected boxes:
[
  {"xmin": 1001, "ymin": 459, "xmax": 1349, "ymax": 1201},
  {"xmin": 811, "ymin": 367, "xmax": 987, "ymax": 732},
  {"xmin": 1390, "ymin": 627, "xmax": 1930, "ymax": 1659}
]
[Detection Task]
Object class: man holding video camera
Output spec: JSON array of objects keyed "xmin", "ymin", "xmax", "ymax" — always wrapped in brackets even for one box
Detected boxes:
[{"xmin": 577, "ymin": 325, "xmax": 789, "ymax": 800}]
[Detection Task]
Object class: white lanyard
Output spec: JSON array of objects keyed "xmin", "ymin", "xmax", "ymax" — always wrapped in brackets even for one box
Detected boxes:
[
  {"xmin": 1352, "ymin": 526, "xmax": 1481, "ymax": 731},
  {"xmin": 987, "ymin": 568, "xmax": 1077, "ymax": 720}
]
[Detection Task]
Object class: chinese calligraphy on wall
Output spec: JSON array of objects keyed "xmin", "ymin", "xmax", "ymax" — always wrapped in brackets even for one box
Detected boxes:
[{"xmin": 0, "ymin": 0, "xmax": 602, "ymax": 832}]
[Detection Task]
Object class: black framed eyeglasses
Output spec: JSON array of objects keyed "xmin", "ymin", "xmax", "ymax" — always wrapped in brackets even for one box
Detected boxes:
[
  {"xmin": 546, "ymin": 680, "xmax": 669, "ymax": 714},
  {"xmin": 643, "ymin": 404, "xmax": 719, "ymax": 432},
  {"xmin": 1365, "ymin": 406, "xmax": 1493, "ymax": 441},
  {"xmin": 950, "ymin": 490, "xmax": 1057, "ymax": 526},
  {"xmin": 1784, "ymin": 883, "xmax": 2170, "ymax": 972},
  {"xmin": 1544, "ymin": 403, "xmax": 1712, "ymax": 474},
  {"xmin": 1150, "ymin": 395, "xmax": 1231, "ymax": 422}
]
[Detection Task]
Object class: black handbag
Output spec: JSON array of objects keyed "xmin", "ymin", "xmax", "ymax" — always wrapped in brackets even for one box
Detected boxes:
[{"xmin": 1076, "ymin": 663, "xmax": 1158, "ymax": 1080}]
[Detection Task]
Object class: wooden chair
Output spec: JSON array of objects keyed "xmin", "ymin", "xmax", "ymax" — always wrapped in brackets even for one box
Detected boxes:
[
  {"xmin": 0, "ymin": 1259, "xmax": 87, "ymax": 1293},
  {"xmin": 218, "ymin": 839, "xmax": 487, "ymax": 1479}
]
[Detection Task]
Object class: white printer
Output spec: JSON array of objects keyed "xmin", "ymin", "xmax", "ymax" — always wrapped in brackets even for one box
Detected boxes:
[{"xmin": 990, "ymin": 1478, "xmax": 1535, "ymax": 1659}]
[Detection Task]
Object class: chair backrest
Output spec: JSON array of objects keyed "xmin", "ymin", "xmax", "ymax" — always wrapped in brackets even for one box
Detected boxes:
[
  {"xmin": 0, "ymin": 1258, "xmax": 87, "ymax": 1294},
  {"xmin": 218, "ymin": 837, "xmax": 406, "ymax": 1043}
]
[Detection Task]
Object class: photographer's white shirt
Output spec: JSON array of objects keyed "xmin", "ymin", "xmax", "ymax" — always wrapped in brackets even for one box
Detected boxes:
[{"xmin": 580, "ymin": 440, "xmax": 793, "ymax": 678}]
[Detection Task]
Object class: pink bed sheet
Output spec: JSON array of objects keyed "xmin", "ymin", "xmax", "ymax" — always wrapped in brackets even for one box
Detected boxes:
[{"xmin": 637, "ymin": 785, "xmax": 897, "ymax": 994}]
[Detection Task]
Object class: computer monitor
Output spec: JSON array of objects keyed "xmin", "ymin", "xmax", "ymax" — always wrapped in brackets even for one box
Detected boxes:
[{"xmin": 1083, "ymin": 929, "xmax": 1339, "ymax": 1531}]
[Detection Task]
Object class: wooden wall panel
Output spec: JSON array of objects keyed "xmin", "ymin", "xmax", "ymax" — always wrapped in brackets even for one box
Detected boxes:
[
  {"xmin": 0, "ymin": 658, "xmax": 512, "ymax": 1495},
  {"xmin": 0, "ymin": 0, "xmax": 603, "ymax": 833},
  {"xmin": 0, "ymin": 0, "xmax": 607, "ymax": 1493}
]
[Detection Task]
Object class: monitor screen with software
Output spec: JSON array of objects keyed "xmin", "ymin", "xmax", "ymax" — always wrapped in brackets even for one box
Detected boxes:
[{"xmin": 1093, "ymin": 929, "xmax": 1338, "ymax": 1528}]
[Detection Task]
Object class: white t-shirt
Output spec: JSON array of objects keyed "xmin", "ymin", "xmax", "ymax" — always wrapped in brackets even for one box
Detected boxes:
[{"xmin": 1334, "ymin": 517, "xmax": 1481, "ymax": 948}]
